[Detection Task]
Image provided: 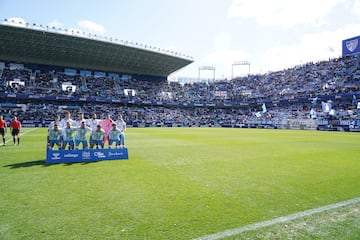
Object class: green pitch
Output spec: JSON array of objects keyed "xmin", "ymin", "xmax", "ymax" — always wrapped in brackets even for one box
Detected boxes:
[{"xmin": 1, "ymin": 128, "xmax": 360, "ymax": 239}]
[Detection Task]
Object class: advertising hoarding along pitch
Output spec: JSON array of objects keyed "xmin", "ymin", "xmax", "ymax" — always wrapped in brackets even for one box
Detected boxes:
[{"xmin": 46, "ymin": 148, "xmax": 129, "ymax": 164}]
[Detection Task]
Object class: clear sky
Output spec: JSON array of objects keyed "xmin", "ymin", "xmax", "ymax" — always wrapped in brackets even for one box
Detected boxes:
[{"xmin": 1, "ymin": 0, "xmax": 359, "ymax": 80}]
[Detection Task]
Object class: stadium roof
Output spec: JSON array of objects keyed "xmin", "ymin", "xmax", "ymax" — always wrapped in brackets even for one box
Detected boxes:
[{"xmin": 0, "ymin": 21, "xmax": 193, "ymax": 77}]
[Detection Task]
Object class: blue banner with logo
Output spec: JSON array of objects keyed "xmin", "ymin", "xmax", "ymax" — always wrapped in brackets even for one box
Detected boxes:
[
  {"xmin": 46, "ymin": 148, "xmax": 128, "ymax": 164},
  {"xmin": 342, "ymin": 35, "xmax": 360, "ymax": 56}
]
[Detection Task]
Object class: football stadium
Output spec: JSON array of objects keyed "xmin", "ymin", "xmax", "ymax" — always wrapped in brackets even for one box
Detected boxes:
[{"xmin": 1, "ymin": 18, "xmax": 360, "ymax": 240}]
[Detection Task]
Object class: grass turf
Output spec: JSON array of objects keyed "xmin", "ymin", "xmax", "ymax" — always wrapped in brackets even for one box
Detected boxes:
[
  {"xmin": 1, "ymin": 127, "xmax": 360, "ymax": 239},
  {"xmin": 223, "ymin": 201, "xmax": 360, "ymax": 240}
]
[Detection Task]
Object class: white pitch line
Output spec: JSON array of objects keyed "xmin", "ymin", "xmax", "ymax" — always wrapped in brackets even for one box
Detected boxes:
[
  {"xmin": 4, "ymin": 127, "xmax": 38, "ymax": 145},
  {"xmin": 193, "ymin": 197, "xmax": 360, "ymax": 240}
]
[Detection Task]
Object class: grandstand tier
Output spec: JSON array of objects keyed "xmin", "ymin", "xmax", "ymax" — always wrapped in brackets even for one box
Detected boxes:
[{"xmin": 1, "ymin": 53, "xmax": 360, "ymax": 129}]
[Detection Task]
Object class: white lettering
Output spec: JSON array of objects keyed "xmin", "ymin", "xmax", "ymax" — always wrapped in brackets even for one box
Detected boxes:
[
  {"xmin": 109, "ymin": 152, "xmax": 124, "ymax": 156},
  {"xmin": 64, "ymin": 153, "xmax": 79, "ymax": 158},
  {"xmin": 82, "ymin": 151, "xmax": 91, "ymax": 159},
  {"xmin": 51, "ymin": 153, "xmax": 61, "ymax": 160},
  {"xmin": 94, "ymin": 151, "xmax": 106, "ymax": 158}
]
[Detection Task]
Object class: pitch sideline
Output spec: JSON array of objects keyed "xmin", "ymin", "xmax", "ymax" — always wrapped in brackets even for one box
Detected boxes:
[{"xmin": 193, "ymin": 197, "xmax": 360, "ymax": 240}]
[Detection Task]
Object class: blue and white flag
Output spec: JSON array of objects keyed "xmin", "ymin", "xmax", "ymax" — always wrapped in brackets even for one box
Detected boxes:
[
  {"xmin": 353, "ymin": 95, "xmax": 357, "ymax": 106},
  {"xmin": 262, "ymin": 103, "xmax": 267, "ymax": 113},
  {"xmin": 309, "ymin": 108, "xmax": 316, "ymax": 119},
  {"xmin": 321, "ymin": 101, "xmax": 332, "ymax": 113}
]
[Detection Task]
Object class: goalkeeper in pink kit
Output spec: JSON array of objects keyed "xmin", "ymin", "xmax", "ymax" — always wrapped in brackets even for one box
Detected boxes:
[{"xmin": 100, "ymin": 113, "xmax": 114, "ymax": 146}]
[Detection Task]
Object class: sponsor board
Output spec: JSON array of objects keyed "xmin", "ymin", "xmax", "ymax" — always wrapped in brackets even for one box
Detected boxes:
[{"xmin": 46, "ymin": 148, "xmax": 128, "ymax": 164}]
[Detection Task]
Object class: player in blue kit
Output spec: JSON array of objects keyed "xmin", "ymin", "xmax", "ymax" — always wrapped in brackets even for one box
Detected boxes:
[
  {"xmin": 91, "ymin": 124, "xmax": 105, "ymax": 149},
  {"xmin": 62, "ymin": 121, "xmax": 76, "ymax": 150},
  {"xmin": 115, "ymin": 114, "xmax": 127, "ymax": 148},
  {"xmin": 47, "ymin": 124, "xmax": 62, "ymax": 150},
  {"xmin": 108, "ymin": 123, "xmax": 121, "ymax": 149},
  {"xmin": 75, "ymin": 121, "xmax": 92, "ymax": 149}
]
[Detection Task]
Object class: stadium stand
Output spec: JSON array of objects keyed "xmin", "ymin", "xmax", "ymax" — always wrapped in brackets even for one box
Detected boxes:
[
  {"xmin": 0, "ymin": 21, "xmax": 359, "ymax": 131},
  {"xmin": 1, "ymin": 54, "xmax": 360, "ymax": 131}
]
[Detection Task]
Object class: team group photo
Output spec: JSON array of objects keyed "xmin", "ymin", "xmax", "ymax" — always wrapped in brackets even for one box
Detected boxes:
[{"xmin": 47, "ymin": 112, "xmax": 126, "ymax": 150}]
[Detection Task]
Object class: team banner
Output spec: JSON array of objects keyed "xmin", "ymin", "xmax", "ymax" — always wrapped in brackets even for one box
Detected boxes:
[
  {"xmin": 342, "ymin": 35, "xmax": 360, "ymax": 56},
  {"xmin": 46, "ymin": 148, "xmax": 129, "ymax": 164}
]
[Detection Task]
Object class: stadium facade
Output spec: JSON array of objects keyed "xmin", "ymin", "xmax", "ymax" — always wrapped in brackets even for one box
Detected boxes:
[{"xmin": 0, "ymin": 20, "xmax": 193, "ymax": 79}]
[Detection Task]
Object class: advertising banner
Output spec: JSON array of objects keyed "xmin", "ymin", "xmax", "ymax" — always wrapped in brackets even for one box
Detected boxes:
[{"xmin": 46, "ymin": 148, "xmax": 128, "ymax": 164}]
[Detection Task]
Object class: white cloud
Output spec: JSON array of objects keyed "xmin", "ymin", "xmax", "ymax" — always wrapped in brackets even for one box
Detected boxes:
[
  {"xmin": 256, "ymin": 23, "xmax": 360, "ymax": 73},
  {"xmin": 77, "ymin": 20, "xmax": 105, "ymax": 34},
  {"xmin": 354, "ymin": 0, "xmax": 360, "ymax": 15},
  {"xmin": 212, "ymin": 32, "xmax": 232, "ymax": 50},
  {"xmin": 227, "ymin": 0, "xmax": 345, "ymax": 28}
]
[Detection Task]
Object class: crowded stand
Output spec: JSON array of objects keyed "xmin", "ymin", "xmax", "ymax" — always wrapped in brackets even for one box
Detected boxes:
[{"xmin": 1, "ymin": 54, "xmax": 360, "ymax": 131}]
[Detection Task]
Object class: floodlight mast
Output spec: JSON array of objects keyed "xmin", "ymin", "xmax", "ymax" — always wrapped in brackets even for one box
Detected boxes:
[
  {"xmin": 232, "ymin": 61, "xmax": 250, "ymax": 79},
  {"xmin": 198, "ymin": 66, "xmax": 216, "ymax": 82}
]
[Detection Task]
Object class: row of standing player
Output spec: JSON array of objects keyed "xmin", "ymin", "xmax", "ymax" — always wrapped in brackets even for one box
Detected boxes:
[
  {"xmin": 0, "ymin": 115, "xmax": 21, "ymax": 146},
  {"xmin": 47, "ymin": 111, "xmax": 126, "ymax": 150}
]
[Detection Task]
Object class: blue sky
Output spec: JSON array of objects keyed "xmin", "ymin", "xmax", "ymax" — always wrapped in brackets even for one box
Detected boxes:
[{"xmin": 1, "ymin": 0, "xmax": 360, "ymax": 80}]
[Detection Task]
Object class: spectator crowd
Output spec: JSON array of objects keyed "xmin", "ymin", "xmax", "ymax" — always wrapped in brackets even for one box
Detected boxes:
[{"xmin": 1, "ymin": 54, "xmax": 360, "ymax": 128}]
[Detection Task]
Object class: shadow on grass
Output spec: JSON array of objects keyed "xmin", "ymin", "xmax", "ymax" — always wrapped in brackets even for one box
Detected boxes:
[
  {"xmin": 4, "ymin": 160, "xmax": 101, "ymax": 169},
  {"xmin": 63, "ymin": 161, "xmax": 100, "ymax": 166},
  {"xmin": 3, "ymin": 160, "xmax": 48, "ymax": 169}
]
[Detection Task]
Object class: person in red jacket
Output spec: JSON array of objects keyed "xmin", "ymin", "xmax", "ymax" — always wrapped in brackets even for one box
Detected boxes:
[
  {"xmin": 10, "ymin": 116, "xmax": 21, "ymax": 145},
  {"xmin": 0, "ymin": 115, "xmax": 7, "ymax": 146}
]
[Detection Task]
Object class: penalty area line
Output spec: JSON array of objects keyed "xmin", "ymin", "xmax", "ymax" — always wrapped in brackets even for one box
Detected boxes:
[{"xmin": 193, "ymin": 197, "xmax": 360, "ymax": 240}]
